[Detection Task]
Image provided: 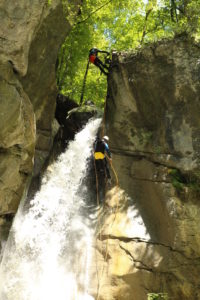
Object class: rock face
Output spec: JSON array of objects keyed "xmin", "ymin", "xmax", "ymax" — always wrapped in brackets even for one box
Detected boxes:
[
  {"xmin": 0, "ymin": 0, "xmax": 80, "ymax": 245},
  {"xmin": 0, "ymin": 62, "xmax": 35, "ymax": 240},
  {"xmin": 51, "ymin": 95, "xmax": 102, "ymax": 161},
  {"xmin": 94, "ymin": 37, "xmax": 200, "ymax": 299}
]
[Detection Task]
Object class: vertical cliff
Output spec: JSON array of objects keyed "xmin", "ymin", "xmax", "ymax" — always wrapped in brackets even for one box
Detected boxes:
[
  {"xmin": 0, "ymin": 0, "xmax": 80, "ymax": 246},
  {"xmin": 92, "ymin": 36, "xmax": 200, "ymax": 299}
]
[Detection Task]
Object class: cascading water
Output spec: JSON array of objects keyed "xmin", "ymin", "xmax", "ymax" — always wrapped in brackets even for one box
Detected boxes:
[{"xmin": 0, "ymin": 118, "xmax": 101, "ymax": 300}]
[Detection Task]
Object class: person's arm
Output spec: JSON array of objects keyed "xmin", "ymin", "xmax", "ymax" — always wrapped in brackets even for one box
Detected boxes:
[
  {"xmin": 104, "ymin": 143, "xmax": 112, "ymax": 159},
  {"xmin": 97, "ymin": 49, "xmax": 110, "ymax": 55}
]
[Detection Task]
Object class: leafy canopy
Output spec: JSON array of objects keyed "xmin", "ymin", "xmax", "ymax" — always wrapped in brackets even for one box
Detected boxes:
[{"xmin": 56, "ymin": 0, "xmax": 200, "ymax": 107}]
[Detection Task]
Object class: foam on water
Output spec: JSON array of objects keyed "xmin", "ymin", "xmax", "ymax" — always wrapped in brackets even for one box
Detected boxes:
[{"xmin": 0, "ymin": 118, "xmax": 101, "ymax": 300}]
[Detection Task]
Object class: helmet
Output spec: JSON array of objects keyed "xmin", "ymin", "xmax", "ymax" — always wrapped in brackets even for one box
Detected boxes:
[{"xmin": 103, "ymin": 135, "xmax": 109, "ymax": 142}]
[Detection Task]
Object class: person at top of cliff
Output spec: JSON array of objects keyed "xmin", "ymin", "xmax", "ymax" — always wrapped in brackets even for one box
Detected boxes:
[
  {"xmin": 94, "ymin": 135, "xmax": 112, "ymax": 183},
  {"xmin": 89, "ymin": 48, "xmax": 110, "ymax": 76}
]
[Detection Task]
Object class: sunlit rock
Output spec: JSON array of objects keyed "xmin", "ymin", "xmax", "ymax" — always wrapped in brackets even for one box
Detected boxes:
[
  {"xmin": 0, "ymin": 0, "xmax": 81, "ymax": 245},
  {"xmin": 98, "ymin": 36, "xmax": 200, "ymax": 299}
]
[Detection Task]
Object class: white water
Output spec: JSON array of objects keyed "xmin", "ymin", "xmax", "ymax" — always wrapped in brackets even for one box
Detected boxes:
[{"xmin": 0, "ymin": 118, "xmax": 101, "ymax": 300}]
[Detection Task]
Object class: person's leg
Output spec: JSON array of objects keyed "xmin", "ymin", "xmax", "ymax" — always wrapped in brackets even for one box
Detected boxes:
[
  {"xmin": 95, "ymin": 160, "xmax": 106, "ymax": 202},
  {"xmin": 96, "ymin": 63, "xmax": 109, "ymax": 75},
  {"xmin": 96, "ymin": 57, "xmax": 109, "ymax": 71},
  {"xmin": 94, "ymin": 58, "xmax": 109, "ymax": 75},
  {"xmin": 95, "ymin": 159, "xmax": 104, "ymax": 174},
  {"xmin": 104, "ymin": 158, "xmax": 111, "ymax": 179}
]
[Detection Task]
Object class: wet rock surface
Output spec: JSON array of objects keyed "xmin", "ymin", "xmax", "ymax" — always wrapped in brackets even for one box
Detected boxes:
[
  {"xmin": 96, "ymin": 36, "xmax": 200, "ymax": 299},
  {"xmin": 53, "ymin": 94, "xmax": 102, "ymax": 156}
]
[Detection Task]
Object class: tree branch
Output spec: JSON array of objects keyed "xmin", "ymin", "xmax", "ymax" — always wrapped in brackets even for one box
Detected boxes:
[
  {"xmin": 140, "ymin": 8, "xmax": 153, "ymax": 45},
  {"xmin": 170, "ymin": 0, "xmax": 178, "ymax": 23},
  {"xmin": 77, "ymin": 0, "xmax": 112, "ymax": 24}
]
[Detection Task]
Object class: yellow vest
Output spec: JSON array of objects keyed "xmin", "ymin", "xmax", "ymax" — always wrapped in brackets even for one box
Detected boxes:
[{"xmin": 94, "ymin": 152, "xmax": 105, "ymax": 160}]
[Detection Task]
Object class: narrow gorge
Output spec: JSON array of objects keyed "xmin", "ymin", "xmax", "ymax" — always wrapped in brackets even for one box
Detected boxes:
[{"xmin": 1, "ymin": 1, "xmax": 200, "ymax": 300}]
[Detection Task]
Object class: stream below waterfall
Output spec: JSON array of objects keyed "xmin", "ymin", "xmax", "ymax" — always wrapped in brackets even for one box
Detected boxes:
[{"xmin": 0, "ymin": 118, "xmax": 101, "ymax": 300}]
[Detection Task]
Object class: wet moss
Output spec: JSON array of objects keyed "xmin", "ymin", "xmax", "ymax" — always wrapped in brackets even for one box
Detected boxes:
[{"xmin": 169, "ymin": 168, "xmax": 200, "ymax": 194}]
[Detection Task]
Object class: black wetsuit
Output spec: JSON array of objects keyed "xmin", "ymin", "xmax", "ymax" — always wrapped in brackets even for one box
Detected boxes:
[
  {"xmin": 89, "ymin": 48, "xmax": 110, "ymax": 75},
  {"xmin": 94, "ymin": 138, "xmax": 111, "ymax": 179}
]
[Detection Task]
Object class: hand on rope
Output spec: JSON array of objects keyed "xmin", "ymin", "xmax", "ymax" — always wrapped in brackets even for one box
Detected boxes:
[{"xmin": 105, "ymin": 153, "xmax": 118, "ymax": 186}]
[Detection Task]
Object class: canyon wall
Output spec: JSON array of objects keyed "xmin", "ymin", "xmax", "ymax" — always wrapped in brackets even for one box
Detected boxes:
[
  {"xmin": 1, "ymin": 3, "xmax": 200, "ymax": 298},
  {"xmin": 91, "ymin": 36, "xmax": 200, "ymax": 300},
  {"xmin": 0, "ymin": 0, "xmax": 80, "ymax": 245}
]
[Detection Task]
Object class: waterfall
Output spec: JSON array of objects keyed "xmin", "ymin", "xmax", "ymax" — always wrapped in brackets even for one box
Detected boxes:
[{"xmin": 0, "ymin": 118, "xmax": 101, "ymax": 300}]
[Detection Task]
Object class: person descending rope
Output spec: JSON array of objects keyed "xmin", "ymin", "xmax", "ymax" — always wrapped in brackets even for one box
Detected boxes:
[
  {"xmin": 94, "ymin": 135, "xmax": 112, "ymax": 183},
  {"xmin": 89, "ymin": 48, "xmax": 110, "ymax": 76}
]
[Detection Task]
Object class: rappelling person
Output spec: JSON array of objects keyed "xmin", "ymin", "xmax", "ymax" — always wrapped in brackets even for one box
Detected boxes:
[
  {"xmin": 89, "ymin": 48, "xmax": 110, "ymax": 76},
  {"xmin": 94, "ymin": 135, "xmax": 112, "ymax": 183}
]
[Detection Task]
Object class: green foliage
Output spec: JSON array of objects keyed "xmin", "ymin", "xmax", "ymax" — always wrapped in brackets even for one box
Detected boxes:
[
  {"xmin": 169, "ymin": 168, "xmax": 200, "ymax": 193},
  {"xmin": 56, "ymin": 0, "xmax": 200, "ymax": 107},
  {"xmin": 62, "ymin": 1, "xmax": 82, "ymax": 26},
  {"xmin": 169, "ymin": 168, "xmax": 185, "ymax": 191},
  {"xmin": 147, "ymin": 293, "xmax": 168, "ymax": 300},
  {"xmin": 138, "ymin": 130, "xmax": 153, "ymax": 145},
  {"xmin": 187, "ymin": 173, "xmax": 200, "ymax": 193}
]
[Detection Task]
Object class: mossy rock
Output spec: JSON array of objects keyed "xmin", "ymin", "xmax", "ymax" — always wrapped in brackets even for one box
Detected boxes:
[{"xmin": 67, "ymin": 105, "xmax": 103, "ymax": 124}]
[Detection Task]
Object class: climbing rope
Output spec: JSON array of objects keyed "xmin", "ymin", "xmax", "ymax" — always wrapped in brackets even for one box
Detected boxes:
[
  {"xmin": 93, "ymin": 147, "xmax": 100, "ymax": 207},
  {"xmin": 80, "ymin": 59, "xmax": 90, "ymax": 106},
  {"xmin": 106, "ymin": 155, "xmax": 119, "ymax": 186},
  {"xmin": 96, "ymin": 166, "xmax": 119, "ymax": 300},
  {"xmin": 94, "ymin": 135, "xmax": 120, "ymax": 300},
  {"xmin": 100, "ymin": 95, "xmax": 107, "ymax": 138},
  {"xmin": 80, "ymin": 53, "xmax": 111, "ymax": 106},
  {"xmin": 95, "ymin": 156, "xmax": 120, "ymax": 300},
  {"xmin": 90, "ymin": 52, "xmax": 121, "ymax": 299}
]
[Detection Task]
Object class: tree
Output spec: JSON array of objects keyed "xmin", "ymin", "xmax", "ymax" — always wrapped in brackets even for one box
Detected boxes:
[{"xmin": 56, "ymin": 0, "xmax": 200, "ymax": 107}]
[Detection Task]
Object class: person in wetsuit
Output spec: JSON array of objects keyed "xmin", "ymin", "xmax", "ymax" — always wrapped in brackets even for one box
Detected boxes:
[
  {"xmin": 94, "ymin": 135, "xmax": 112, "ymax": 182},
  {"xmin": 89, "ymin": 48, "xmax": 110, "ymax": 75}
]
